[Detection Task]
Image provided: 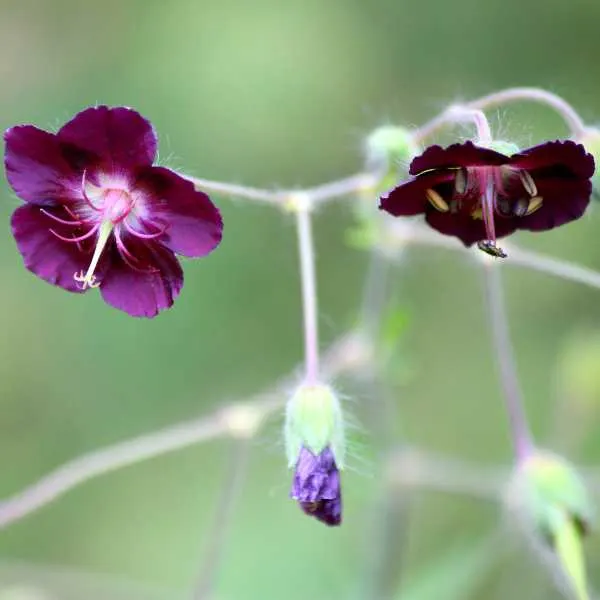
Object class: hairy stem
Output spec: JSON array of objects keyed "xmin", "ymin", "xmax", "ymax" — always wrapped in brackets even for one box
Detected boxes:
[
  {"xmin": 295, "ymin": 204, "xmax": 320, "ymax": 384},
  {"xmin": 414, "ymin": 87, "xmax": 588, "ymax": 142},
  {"xmin": 0, "ymin": 332, "xmax": 368, "ymax": 530},
  {"xmin": 467, "ymin": 87, "xmax": 588, "ymax": 138},
  {"xmin": 186, "ymin": 173, "xmax": 376, "ymax": 207},
  {"xmin": 482, "ymin": 263, "xmax": 533, "ymax": 459}
]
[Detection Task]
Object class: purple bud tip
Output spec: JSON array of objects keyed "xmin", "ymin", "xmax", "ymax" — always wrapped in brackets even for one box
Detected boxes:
[{"xmin": 290, "ymin": 446, "xmax": 342, "ymax": 526}]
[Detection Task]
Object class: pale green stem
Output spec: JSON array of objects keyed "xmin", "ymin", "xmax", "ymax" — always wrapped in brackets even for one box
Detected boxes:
[{"xmin": 295, "ymin": 205, "xmax": 320, "ymax": 384}]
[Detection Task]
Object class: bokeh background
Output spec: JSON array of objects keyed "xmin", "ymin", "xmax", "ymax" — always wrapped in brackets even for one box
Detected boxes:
[{"xmin": 0, "ymin": 0, "xmax": 600, "ymax": 598}]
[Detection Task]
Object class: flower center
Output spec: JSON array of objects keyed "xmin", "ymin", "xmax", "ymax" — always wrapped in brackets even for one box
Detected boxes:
[
  {"xmin": 73, "ymin": 173, "xmax": 137, "ymax": 289},
  {"xmin": 425, "ymin": 165, "xmax": 544, "ymax": 258}
]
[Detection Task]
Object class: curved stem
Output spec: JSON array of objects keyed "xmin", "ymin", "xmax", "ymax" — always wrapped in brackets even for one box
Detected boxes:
[
  {"xmin": 482, "ymin": 263, "xmax": 534, "ymax": 459},
  {"xmin": 295, "ymin": 205, "xmax": 320, "ymax": 384},
  {"xmin": 414, "ymin": 88, "xmax": 588, "ymax": 143},
  {"xmin": 467, "ymin": 87, "xmax": 588, "ymax": 138}
]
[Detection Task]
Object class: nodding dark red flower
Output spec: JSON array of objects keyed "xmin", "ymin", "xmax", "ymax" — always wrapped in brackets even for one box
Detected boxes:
[
  {"xmin": 291, "ymin": 446, "xmax": 341, "ymax": 526},
  {"xmin": 379, "ymin": 140, "xmax": 594, "ymax": 254},
  {"xmin": 4, "ymin": 106, "xmax": 223, "ymax": 317}
]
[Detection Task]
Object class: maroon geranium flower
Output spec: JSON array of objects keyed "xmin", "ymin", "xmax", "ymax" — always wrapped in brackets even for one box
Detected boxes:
[
  {"xmin": 379, "ymin": 140, "xmax": 594, "ymax": 255},
  {"xmin": 4, "ymin": 106, "xmax": 223, "ymax": 317},
  {"xmin": 291, "ymin": 446, "xmax": 341, "ymax": 526}
]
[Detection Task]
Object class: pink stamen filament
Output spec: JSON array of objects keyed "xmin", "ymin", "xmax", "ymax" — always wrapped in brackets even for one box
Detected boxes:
[
  {"xmin": 40, "ymin": 208, "xmax": 83, "ymax": 227},
  {"xmin": 49, "ymin": 223, "xmax": 100, "ymax": 243},
  {"xmin": 114, "ymin": 228, "xmax": 159, "ymax": 274},
  {"xmin": 123, "ymin": 219, "xmax": 166, "ymax": 240}
]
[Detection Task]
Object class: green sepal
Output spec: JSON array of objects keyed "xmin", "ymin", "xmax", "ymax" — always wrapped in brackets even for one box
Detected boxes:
[{"xmin": 284, "ymin": 384, "xmax": 345, "ymax": 468}]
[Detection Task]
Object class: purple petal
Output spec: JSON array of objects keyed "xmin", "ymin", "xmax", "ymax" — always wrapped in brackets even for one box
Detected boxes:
[
  {"xmin": 291, "ymin": 446, "xmax": 341, "ymax": 527},
  {"xmin": 11, "ymin": 204, "xmax": 90, "ymax": 292},
  {"xmin": 4, "ymin": 126, "xmax": 79, "ymax": 205},
  {"xmin": 135, "ymin": 167, "xmax": 223, "ymax": 257},
  {"xmin": 380, "ymin": 170, "xmax": 456, "ymax": 216},
  {"xmin": 409, "ymin": 142, "xmax": 508, "ymax": 176},
  {"xmin": 510, "ymin": 140, "xmax": 595, "ymax": 179},
  {"xmin": 425, "ymin": 210, "xmax": 519, "ymax": 247},
  {"xmin": 518, "ymin": 177, "xmax": 592, "ymax": 232},
  {"xmin": 58, "ymin": 106, "xmax": 158, "ymax": 170},
  {"xmin": 99, "ymin": 240, "xmax": 183, "ymax": 318}
]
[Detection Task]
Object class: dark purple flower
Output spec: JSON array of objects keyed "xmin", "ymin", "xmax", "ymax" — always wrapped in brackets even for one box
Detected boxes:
[
  {"xmin": 379, "ymin": 140, "xmax": 594, "ymax": 253},
  {"xmin": 291, "ymin": 446, "xmax": 341, "ymax": 526},
  {"xmin": 4, "ymin": 106, "xmax": 223, "ymax": 317}
]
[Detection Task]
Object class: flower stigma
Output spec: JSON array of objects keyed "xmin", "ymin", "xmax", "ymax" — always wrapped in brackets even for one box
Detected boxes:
[{"xmin": 74, "ymin": 220, "xmax": 113, "ymax": 289}]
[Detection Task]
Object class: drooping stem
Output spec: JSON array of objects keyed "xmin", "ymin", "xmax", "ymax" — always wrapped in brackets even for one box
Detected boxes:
[
  {"xmin": 414, "ymin": 88, "xmax": 588, "ymax": 143},
  {"xmin": 295, "ymin": 203, "xmax": 320, "ymax": 384},
  {"xmin": 467, "ymin": 87, "xmax": 588, "ymax": 138},
  {"xmin": 482, "ymin": 263, "xmax": 534, "ymax": 459},
  {"xmin": 193, "ymin": 438, "xmax": 251, "ymax": 600},
  {"xmin": 414, "ymin": 106, "xmax": 492, "ymax": 144}
]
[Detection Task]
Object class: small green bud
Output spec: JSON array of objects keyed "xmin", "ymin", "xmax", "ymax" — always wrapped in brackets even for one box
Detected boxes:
[
  {"xmin": 364, "ymin": 126, "xmax": 420, "ymax": 196},
  {"xmin": 484, "ymin": 139, "xmax": 520, "ymax": 155},
  {"xmin": 508, "ymin": 451, "xmax": 593, "ymax": 538},
  {"xmin": 578, "ymin": 128, "xmax": 600, "ymax": 192},
  {"xmin": 506, "ymin": 451, "xmax": 593, "ymax": 600},
  {"xmin": 284, "ymin": 383, "xmax": 345, "ymax": 468}
]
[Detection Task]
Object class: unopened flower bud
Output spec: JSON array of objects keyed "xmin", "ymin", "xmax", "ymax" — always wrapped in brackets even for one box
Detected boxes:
[
  {"xmin": 578, "ymin": 128, "xmax": 600, "ymax": 195},
  {"xmin": 507, "ymin": 451, "xmax": 592, "ymax": 539},
  {"xmin": 365, "ymin": 126, "xmax": 420, "ymax": 196},
  {"xmin": 284, "ymin": 383, "xmax": 345, "ymax": 526},
  {"xmin": 506, "ymin": 451, "xmax": 593, "ymax": 600}
]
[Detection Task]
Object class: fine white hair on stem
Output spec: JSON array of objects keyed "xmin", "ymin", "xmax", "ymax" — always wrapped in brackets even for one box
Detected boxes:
[{"xmin": 0, "ymin": 332, "xmax": 369, "ymax": 530}]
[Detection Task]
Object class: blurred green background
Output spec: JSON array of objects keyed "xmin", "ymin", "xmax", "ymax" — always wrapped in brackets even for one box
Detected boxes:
[{"xmin": 1, "ymin": 0, "xmax": 600, "ymax": 598}]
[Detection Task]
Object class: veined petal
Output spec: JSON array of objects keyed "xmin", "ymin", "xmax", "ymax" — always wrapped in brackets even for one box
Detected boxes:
[
  {"xmin": 4, "ymin": 126, "xmax": 78, "ymax": 205},
  {"xmin": 135, "ymin": 166, "xmax": 223, "ymax": 258},
  {"xmin": 58, "ymin": 106, "xmax": 158, "ymax": 170},
  {"xmin": 11, "ymin": 205, "xmax": 91, "ymax": 292},
  {"xmin": 99, "ymin": 239, "xmax": 183, "ymax": 318}
]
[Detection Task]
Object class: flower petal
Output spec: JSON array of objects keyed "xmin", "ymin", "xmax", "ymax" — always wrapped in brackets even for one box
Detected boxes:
[
  {"xmin": 99, "ymin": 240, "xmax": 183, "ymax": 318},
  {"xmin": 425, "ymin": 209, "xmax": 519, "ymax": 247},
  {"xmin": 409, "ymin": 142, "xmax": 508, "ymax": 176},
  {"xmin": 58, "ymin": 106, "xmax": 158, "ymax": 170},
  {"xmin": 510, "ymin": 140, "xmax": 595, "ymax": 179},
  {"xmin": 11, "ymin": 204, "xmax": 90, "ymax": 292},
  {"xmin": 518, "ymin": 177, "xmax": 592, "ymax": 232},
  {"xmin": 380, "ymin": 170, "xmax": 456, "ymax": 216},
  {"xmin": 134, "ymin": 167, "xmax": 223, "ymax": 257},
  {"xmin": 4, "ymin": 126, "xmax": 78, "ymax": 205}
]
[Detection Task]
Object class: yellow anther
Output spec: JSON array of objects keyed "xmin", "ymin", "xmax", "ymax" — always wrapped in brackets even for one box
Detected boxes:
[
  {"xmin": 425, "ymin": 188, "xmax": 449, "ymax": 212},
  {"xmin": 471, "ymin": 206, "xmax": 483, "ymax": 220},
  {"xmin": 526, "ymin": 195, "xmax": 543, "ymax": 215}
]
